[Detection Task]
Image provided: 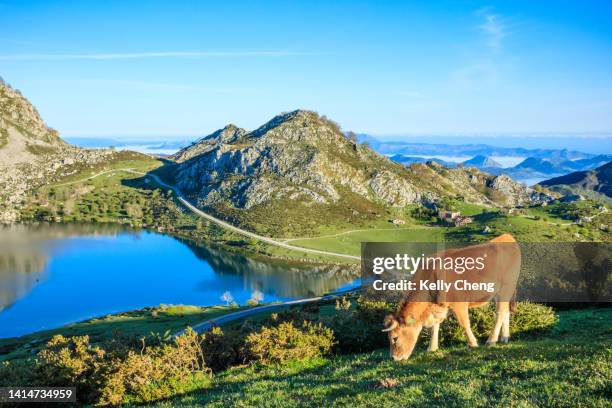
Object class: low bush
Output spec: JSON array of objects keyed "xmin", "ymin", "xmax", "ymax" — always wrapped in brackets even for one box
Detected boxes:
[
  {"xmin": 36, "ymin": 335, "xmax": 107, "ymax": 402},
  {"xmin": 439, "ymin": 302, "xmax": 558, "ymax": 343},
  {"xmin": 99, "ymin": 329, "xmax": 211, "ymax": 405},
  {"xmin": 319, "ymin": 296, "xmax": 389, "ymax": 353},
  {"xmin": 0, "ymin": 329, "xmax": 212, "ymax": 406},
  {"xmin": 200, "ymin": 326, "xmax": 246, "ymax": 371},
  {"xmin": 244, "ymin": 321, "xmax": 335, "ymax": 365}
]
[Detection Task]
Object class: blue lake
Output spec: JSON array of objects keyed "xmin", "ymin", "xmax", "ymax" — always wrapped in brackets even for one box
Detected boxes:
[{"xmin": 0, "ymin": 224, "xmax": 358, "ymax": 338}]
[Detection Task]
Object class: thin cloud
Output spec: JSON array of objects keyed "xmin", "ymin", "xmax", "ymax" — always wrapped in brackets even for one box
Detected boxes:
[
  {"xmin": 0, "ymin": 51, "xmax": 315, "ymax": 61},
  {"xmin": 477, "ymin": 9, "xmax": 508, "ymax": 53}
]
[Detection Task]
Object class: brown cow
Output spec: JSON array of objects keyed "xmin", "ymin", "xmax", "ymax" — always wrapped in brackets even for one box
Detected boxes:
[{"xmin": 382, "ymin": 234, "xmax": 520, "ymax": 360}]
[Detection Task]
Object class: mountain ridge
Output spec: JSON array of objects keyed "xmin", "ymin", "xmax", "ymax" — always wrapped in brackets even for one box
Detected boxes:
[
  {"xmin": 168, "ymin": 110, "xmax": 551, "ymax": 235},
  {"xmin": 539, "ymin": 161, "xmax": 612, "ymax": 198}
]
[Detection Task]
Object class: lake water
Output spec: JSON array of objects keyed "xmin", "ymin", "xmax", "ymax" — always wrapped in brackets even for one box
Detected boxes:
[{"xmin": 0, "ymin": 224, "xmax": 358, "ymax": 338}]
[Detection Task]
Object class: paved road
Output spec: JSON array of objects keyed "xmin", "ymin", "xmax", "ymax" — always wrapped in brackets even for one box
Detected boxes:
[
  {"xmin": 173, "ymin": 289, "xmax": 356, "ymax": 337},
  {"xmin": 56, "ymin": 168, "xmax": 360, "ymax": 261}
]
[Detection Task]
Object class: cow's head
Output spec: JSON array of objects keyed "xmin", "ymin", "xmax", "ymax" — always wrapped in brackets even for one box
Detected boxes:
[{"xmin": 383, "ymin": 314, "xmax": 422, "ymax": 361}]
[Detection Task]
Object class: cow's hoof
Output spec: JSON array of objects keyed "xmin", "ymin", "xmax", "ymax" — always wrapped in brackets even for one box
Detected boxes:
[
  {"xmin": 500, "ymin": 336, "xmax": 509, "ymax": 344},
  {"xmin": 485, "ymin": 340, "xmax": 496, "ymax": 347},
  {"xmin": 427, "ymin": 348, "xmax": 439, "ymax": 353}
]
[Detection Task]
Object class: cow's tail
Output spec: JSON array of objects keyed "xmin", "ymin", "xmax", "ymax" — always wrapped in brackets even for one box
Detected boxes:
[{"xmin": 509, "ymin": 289, "xmax": 517, "ymax": 313}]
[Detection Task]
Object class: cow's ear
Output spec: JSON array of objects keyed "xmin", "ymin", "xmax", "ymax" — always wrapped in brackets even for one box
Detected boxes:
[{"xmin": 382, "ymin": 315, "xmax": 398, "ymax": 332}]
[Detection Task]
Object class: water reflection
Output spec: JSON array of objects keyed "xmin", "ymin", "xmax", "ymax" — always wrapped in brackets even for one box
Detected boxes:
[
  {"xmin": 183, "ymin": 240, "xmax": 359, "ymax": 298},
  {"xmin": 0, "ymin": 224, "xmax": 358, "ymax": 338},
  {"xmin": 0, "ymin": 224, "xmax": 127, "ymax": 312}
]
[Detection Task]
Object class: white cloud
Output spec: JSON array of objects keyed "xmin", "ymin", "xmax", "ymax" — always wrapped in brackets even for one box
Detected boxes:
[{"xmin": 0, "ymin": 51, "xmax": 314, "ymax": 61}]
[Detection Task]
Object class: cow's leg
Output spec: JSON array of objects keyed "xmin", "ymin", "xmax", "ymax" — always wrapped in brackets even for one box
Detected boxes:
[
  {"xmin": 453, "ymin": 305, "xmax": 478, "ymax": 348},
  {"xmin": 486, "ymin": 302, "xmax": 509, "ymax": 346},
  {"xmin": 428, "ymin": 323, "xmax": 440, "ymax": 352},
  {"xmin": 500, "ymin": 310, "xmax": 510, "ymax": 344}
]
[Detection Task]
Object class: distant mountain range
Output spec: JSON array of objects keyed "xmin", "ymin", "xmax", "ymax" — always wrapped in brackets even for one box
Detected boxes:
[
  {"xmin": 539, "ymin": 161, "xmax": 612, "ymax": 199},
  {"xmin": 362, "ymin": 130, "xmax": 612, "ymax": 185},
  {"xmin": 357, "ymin": 134, "xmax": 597, "ymax": 160},
  {"xmin": 65, "ymin": 137, "xmax": 189, "ymax": 155}
]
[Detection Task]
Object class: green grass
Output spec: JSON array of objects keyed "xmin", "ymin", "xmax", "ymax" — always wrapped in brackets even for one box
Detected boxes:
[
  {"xmin": 150, "ymin": 307, "xmax": 612, "ymax": 407},
  {"xmin": 0, "ymin": 304, "xmax": 245, "ymax": 362},
  {"xmin": 289, "ymin": 227, "xmax": 448, "ymax": 257}
]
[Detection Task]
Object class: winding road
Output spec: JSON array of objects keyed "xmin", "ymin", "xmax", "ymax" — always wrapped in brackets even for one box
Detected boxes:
[
  {"xmin": 58, "ymin": 168, "xmax": 360, "ymax": 261},
  {"xmin": 173, "ymin": 289, "xmax": 356, "ymax": 336}
]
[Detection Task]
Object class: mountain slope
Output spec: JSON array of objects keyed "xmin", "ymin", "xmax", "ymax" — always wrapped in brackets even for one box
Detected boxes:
[
  {"xmin": 0, "ymin": 79, "xmax": 67, "ymax": 166},
  {"xmin": 539, "ymin": 161, "xmax": 612, "ymax": 198},
  {"xmin": 167, "ymin": 110, "xmax": 551, "ymax": 235},
  {"xmin": 0, "ymin": 79, "xmax": 120, "ymax": 222}
]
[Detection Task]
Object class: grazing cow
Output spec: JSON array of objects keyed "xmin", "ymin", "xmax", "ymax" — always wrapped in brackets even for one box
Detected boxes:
[{"xmin": 382, "ymin": 234, "xmax": 520, "ymax": 361}]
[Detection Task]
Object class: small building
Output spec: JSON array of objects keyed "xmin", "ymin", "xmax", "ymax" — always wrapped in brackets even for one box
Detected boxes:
[
  {"xmin": 392, "ymin": 219, "xmax": 406, "ymax": 225},
  {"xmin": 454, "ymin": 216, "xmax": 474, "ymax": 226},
  {"xmin": 438, "ymin": 210, "xmax": 460, "ymax": 221}
]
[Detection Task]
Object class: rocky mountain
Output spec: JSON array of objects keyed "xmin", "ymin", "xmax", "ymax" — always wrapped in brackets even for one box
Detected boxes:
[
  {"xmin": 0, "ymin": 79, "xmax": 118, "ymax": 222},
  {"xmin": 463, "ymin": 155, "xmax": 502, "ymax": 168},
  {"xmin": 539, "ymin": 161, "xmax": 612, "ymax": 198},
  {"xmin": 0, "ymin": 79, "xmax": 67, "ymax": 165},
  {"xmin": 172, "ymin": 124, "xmax": 247, "ymax": 162},
  {"xmin": 167, "ymin": 110, "xmax": 551, "ymax": 234}
]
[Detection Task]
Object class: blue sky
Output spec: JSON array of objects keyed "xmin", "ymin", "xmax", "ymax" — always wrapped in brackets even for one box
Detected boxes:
[{"xmin": 1, "ymin": 0, "xmax": 611, "ymax": 138}]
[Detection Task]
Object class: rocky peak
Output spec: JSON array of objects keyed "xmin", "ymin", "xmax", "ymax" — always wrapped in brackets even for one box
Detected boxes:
[
  {"xmin": 171, "ymin": 123, "xmax": 248, "ymax": 163},
  {"xmin": 0, "ymin": 80, "xmax": 65, "ymax": 147},
  {"xmin": 249, "ymin": 109, "xmax": 343, "ymax": 142}
]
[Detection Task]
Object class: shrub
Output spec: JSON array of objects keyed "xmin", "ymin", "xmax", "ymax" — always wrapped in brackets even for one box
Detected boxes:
[
  {"xmin": 439, "ymin": 302, "xmax": 558, "ymax": 344},
  {"xmin": 200, "ymin": 326, "xmax": 245, "ymax": 371},
  {"xmin": 36, "ymin": 335, "xmax": 107, "ymax": 402},
  {"xmin": 14, "ymin": 329, "xmax": 213, "ymax": 406},
  {"xmin": 99, "ymin": 329, "xmax": 211, "ymax": 405},
  {"xmin": 245, "ymin": 321, "xmax": 335, "ymax": 365},
  {"xmin": 0, "ymin": 359, "xmax": 38, "ymax": 387},
  {"xmin": 319, "ymin": 296, "xmax": 390, "ymax": 353},
  {"xmin": 508, "ymin": 302, "xmax": 559, "ymax": 334}
]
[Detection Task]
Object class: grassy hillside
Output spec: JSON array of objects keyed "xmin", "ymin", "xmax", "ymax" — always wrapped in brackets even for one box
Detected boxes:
[
  {"xmin": 2, "ymin": 303, "xmax": 609, "ymax": 407},
  {"xmin": 0, "ymin": 305, "xmax": 247, "ymax": 362},
  {"xmin": 153, "ymin": 307, "xmax": 611, "ymax": 407}
]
